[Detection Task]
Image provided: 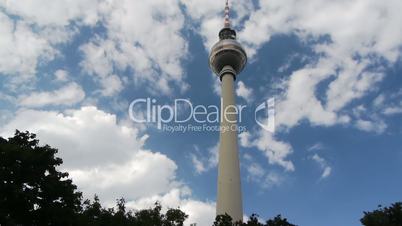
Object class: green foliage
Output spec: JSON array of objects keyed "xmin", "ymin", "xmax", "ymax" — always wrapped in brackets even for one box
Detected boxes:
[
  {"xmin": 213, "ymin": 214, "xmax": 234, "ymax": 226},
  {"xmin": 212, "ymin": 213, "xmax": 296, "ymax": 226},
  {"xmin": 165, "ymin": 207, "xmax": 189, "ymax": 226},
  {"xmin": 2, "ymin": 130, "xmax": 402, "ymax": 226},
  {"xmin": 245, "ymin": 214, "xmax": 263, "ymax": 226},
  {"xmin": 0, "ymin": 131, "xmax": 188, "ymax": 226},
  {"xmin": 0, "ymin": 130, "xmax": 82, "ymax": 226},
  {"xmin": 361, "ymin": 203, "xmax": 402, "ymax": 226},
  {"xmin": 266, "ymin": 215, "xmax": 296, "ymax": 226}
]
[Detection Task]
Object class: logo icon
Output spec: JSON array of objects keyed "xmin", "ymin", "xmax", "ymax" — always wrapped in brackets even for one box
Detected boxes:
[{"xmin": 255, "ymin": 98, "xmax": 275, "ymax": 133}]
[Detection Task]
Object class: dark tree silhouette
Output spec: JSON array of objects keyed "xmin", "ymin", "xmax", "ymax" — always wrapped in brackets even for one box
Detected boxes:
[
  {"xmin": 212, "ymin": 213, "xmax": 296, "ymax": 226},
  {"xmin": 79, "ymin": 195, "xmax": 107, "ymax": 225},
  {"xmin": 0, "ymin": 131, "xmax": 189, "ymax": 226},
  {"xmin": 244, "ymin": 214, "xmax": 263, "ymax": 226},
  {"xmin": 0, "ymin": 130, "xmax": 82, "ymax": 226},
  {"xmin": 132, "ymin": 202, "xmax": 188, "ymax": 226},
  {"xmin": 5, "ymin": 130, "xmax": 401, "ymax": 226},
  {"xmin": 361, "ymin": 202, "xmax": 402, "ymax": 226},
  {"xmin": 213, "ymin": 214, "xmax": 236, "ymax": 226},
  {"xmin": 134, "ymin": 202, "xmax": 165, "ymax": 225},
  {"xmin": 165, "ymin": 207, "xmax": 188, "ymax": 226},
  {"xmin": 266, "ymin": 215, "xmax": 296, "ymax": 226}
]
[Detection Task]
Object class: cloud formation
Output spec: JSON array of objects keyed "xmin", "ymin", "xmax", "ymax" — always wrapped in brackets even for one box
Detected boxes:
[
  {"xmin": 236, "ymin": 81, "xmax": 253, "ymax": 103},
  {"xmin": 240, "ymin": 131, "xmax": 294, "ymax": 172},
  {"xmin": 183, "ymin": 0, "xmax": 402, "ymax": 172},
  {"xmin": 0, "ymin": 107, "xmax": 215, "ymax": 225},
  {"xmin": 1, "ymin": 0, "xmax": 190, "ymax": 97},
  {"xmin": 80, "ymin": 0, "xmax": 189, "ymax": 96},
  {"xmin": 311, "ymin": 154, "xmax": 332, "ymax": 179},
  {"xmin": 190, "ymin": 143, "xmax": 219, "ymax": 174},
  {"xmin": 0, "ymin": 12, "xmax": 55, "ymax": 79},
  {"xmin": 18, "ymin": 82, "xmax": 85, "ymax": 107}
]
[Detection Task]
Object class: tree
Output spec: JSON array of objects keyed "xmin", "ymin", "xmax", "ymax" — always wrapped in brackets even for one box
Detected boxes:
[
  {"xmin": 0, "ymin": 130, "xmax": 83, "ymax": 226},
  {"xmin": 134, "ymin": 202, "xmax": 165, "ymax": 225},
  {"xmin": 244, "ymin": 214, "xmax": 263, "ymax": 226},
  {"xmin": 165, "ymin": 207, "xmax": 188, "ymax": 226},
  {"xmin": 78, "ymin": 195, "xmax": 116, "ymax": 226},
  {"xmin": 213, "ymin": 214, "xmax": 235, "ymax": 226},
  {"xmin": 361, "ymin": 203, "xmax": 402, "ymax": 226},
  {"xmin": 266, "ymin": 215, "xmax": 296, "ymax": 226},
  {"xmin": 213, "ymin": 213, "xmax": 296, "ymax": 226},
  {"xmin": 0, "ymin": 131, "xmax": 190, "ymax": 226},
  {"xmin": 131, "ymin": 202, "xmax": 188, "ymax": 226}
]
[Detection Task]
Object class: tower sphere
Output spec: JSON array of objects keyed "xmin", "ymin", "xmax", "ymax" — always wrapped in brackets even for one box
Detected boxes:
[{"xmin": 209, "ymin": 28, "xmax": 247, "ymax": 77}]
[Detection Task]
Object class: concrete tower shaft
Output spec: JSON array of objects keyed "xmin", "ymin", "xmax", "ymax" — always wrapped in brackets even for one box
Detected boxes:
[
  {"xmin": 208, "ymin": 0, "xmax": 247, "ymax": 222},
  {"xmin": 216, "ymin": 65, "xmax": 243, "ymax": 221}
]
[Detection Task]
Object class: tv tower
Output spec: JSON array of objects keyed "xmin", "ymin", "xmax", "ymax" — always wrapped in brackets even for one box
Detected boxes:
[{"xmin": 209, "ymin": 0, "xmax": 247, "ymax": 222}]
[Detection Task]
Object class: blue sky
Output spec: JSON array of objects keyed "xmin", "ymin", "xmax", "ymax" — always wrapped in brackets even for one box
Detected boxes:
[{"xmin": 1, "ymin": 0, "xmax": 402, "ymax": 225}]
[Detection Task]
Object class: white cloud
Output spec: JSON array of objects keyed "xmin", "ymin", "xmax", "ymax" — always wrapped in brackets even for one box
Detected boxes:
[
  {"xmin": 0, "ymin": 0, "xmax": 103, "ymax": 78},
  {"xmin": 239, "ymin": 0, "xmax": 402, "ymax": 61},
  {"xmin": 0, "ymin": 110, "xmax": 13, "ymax": 126},
  {"xmin": 0, "ymin": 92, "xmax": 16, "ymax": 103},
  {"xmin": 127, "ymin": 188, "xmax": 215, "ymax": 226},
  {"xmin": 326, "ymin": 70, "xmax": 385, "ymax": 112},
  {"xmin": 207, "ymin": 143, "xmax": 219, "ymax": 168},
  {"xmin": 181, "ymin": 199, "xmax": 215, "ymax": 226},
  {"xmin": 381, "ymin": 95, "xmax": 402, "ymax": 115},
  {"xmin": 184, "ymin": 0, "xmax": 402, "ymax": 133},
  {"xmin": 18, "ymin": 82, "xmax": 85, "ymax": 107},
  {"xmin": 239, "ymin": 131, "xmax": 253, "ymax": 148},
  {"xmin": 311, "ymin": 154, "xmax": 332, "ymax": 179},
  {"xmin": 0, "ymin": 106, "xmax": 215, "ymax": 225},
  {"xmin": 0, "ymin": 12, "xmax": 55, "ymax": 78},
  {"xmin": 355, "ymin": 119, "xmax": 387, "ymax": 134},
  {"xmin": 0, "ymin": 107, "xmax": 144, "ymax": 168},
  {"xmin": 68, "ymin": 150, "xmax": 179, "ymax": 201},
  {"xmin": 352, "ymin": 105, "xmax": 368, "ymax": 118},
  {"xmin": 245, "ymin": 160, "xmax": 283, "ymax": 189},
  {"xmin": 240, "ymin": 130, "xmax": 294, "ymax": 172},
  {"xmin": 2, "ymin": 0, "xmax": 190, "ymax": 97},
  {"xmin": 79, "ymin": 38, "xmax": 115, "ymax": 78},
  {"xmin": 98, "ymin": 74, "xmax": 123, "ymax": 97},
  {"xmin": 236, "ymin": 81, "xmax": 253, "ymax": 102},
  {"xmin": 247, "ymin": 162, "xmax": 265, "ymax": 179},
  {"xmin": 190, "ymin": 142, "xmax": 219, "ymax": 174},
  {"xmin": 181, "ymin": 0, "xmax": 254, "ymax": 51},
  {"xmin": 0, "ymin": 107, "xmax": 156, "ymax": 201},
  {"xmin": 383, "ymin": 106, "xmax": 402, "ymax": 115},
  {"xmin": 275, "ymin": 66, "xmax": 337, "ymax": 128},
  {"xmin": 190, "ymin": 153, "xmax": 206, "ymax": 174},
  {"xmin": 80, "ymin": 0, "xmax": 189, "ymax": 96},
  {"xmin": 54, "ymin": 69, "xmax": 69, "ymax": 82},
  {"xmin": 180, "ymin": 0, "xmax": 222, "ymax": 21},
  {"xmin": 253, "ymin": 130, "xmax": 295, "ymax": 172},
  {"xmin": 307, "ymin": 142, "xmax": 325, "ymax": 152},
  {"xmin": 0, "ymin": 0, "xmax": 102, "ymax": 26},
  {"xmin": 371, "ymin": 90, "xmax": 402, "ymax": 116},
  {"xmin": 246, "ymin": 0, "xmax": 401, "ymax": 130},
  {"xmin": 322, "ymin": 167, "xmax": 331, "ymax": 179},
  {"xmin": 263, "ymin": 172, "xmax": 284, "ymax": 188},
  {"xmin": 373, "ymin": 94, "xmax": 386, "ymax": 108},
  {"xmin": 212, "ymin": 78, "xmax": 221, "ymax": 96}
]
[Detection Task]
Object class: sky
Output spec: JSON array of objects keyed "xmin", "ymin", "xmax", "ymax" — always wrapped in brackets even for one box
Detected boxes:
[{"xmin": 1, "ymin": 0, "xmax": 402, "ymax": 225}]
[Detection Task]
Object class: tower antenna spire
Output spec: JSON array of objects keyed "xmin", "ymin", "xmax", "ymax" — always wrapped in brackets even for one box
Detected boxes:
[{"xmin": 224, "ymin": 0, "xmax": 231, "ymax": 28}]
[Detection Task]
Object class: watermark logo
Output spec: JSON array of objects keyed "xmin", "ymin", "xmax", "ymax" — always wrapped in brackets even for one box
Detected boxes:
[
  {"xmin": 254, "ymin": 97, "xmax": 275, "ymax": 133},
  {"xmin": 128, "ymin": 98, "xmax": 275, "ymax": 133}
]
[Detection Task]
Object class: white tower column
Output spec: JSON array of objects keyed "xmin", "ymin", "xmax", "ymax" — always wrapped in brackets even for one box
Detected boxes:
[
  {"xmin": 216, "ymin": 65, "xmax": 243, "ymax": 221},
  {"xmin": 209, "ymin": 0, "xmax": 247, "ymax": 222}
]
